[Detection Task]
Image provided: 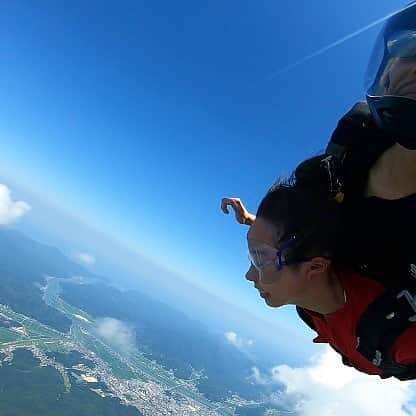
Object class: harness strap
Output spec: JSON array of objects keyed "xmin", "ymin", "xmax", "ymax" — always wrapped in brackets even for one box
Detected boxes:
[
  {"xmin": 356, "ymin": 289, "xmax": 416, "ymax": 380},
  {"xmin": 296, "ymin": 306, "xmax": 316, "ymax": 331}
]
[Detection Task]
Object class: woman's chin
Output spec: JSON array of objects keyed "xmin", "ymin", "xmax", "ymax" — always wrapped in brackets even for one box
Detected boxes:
[
  {"xmin": 262, "ymin": 294, "xmax": 277, "ymax": 307},
  {"xmin": 265, "ymin": 296, "xmax": 285, "ymax": 308},
  {"xmin": 258, "ymin": 291, "xmax": 282, "ymax": 307}
]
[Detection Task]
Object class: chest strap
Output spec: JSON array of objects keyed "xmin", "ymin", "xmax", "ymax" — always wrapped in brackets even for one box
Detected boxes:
[{"xmin": 356, "ymin": 289, "xmax": 416, "ymax": 380}]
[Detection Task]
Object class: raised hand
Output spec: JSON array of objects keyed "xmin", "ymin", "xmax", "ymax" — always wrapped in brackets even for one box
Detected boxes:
[{"xmin": 221, "ymin": 197, "xmax": 256, "ymax": 226}]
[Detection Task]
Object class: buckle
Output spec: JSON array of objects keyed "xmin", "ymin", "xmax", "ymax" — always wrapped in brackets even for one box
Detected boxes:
[
  {"xmin": 397, "ymin": 290, "xmax": 416, "ymax": 322},
  {"xmin": 372, "ymin": 350, "xmax": 382, "ymax": 366}
]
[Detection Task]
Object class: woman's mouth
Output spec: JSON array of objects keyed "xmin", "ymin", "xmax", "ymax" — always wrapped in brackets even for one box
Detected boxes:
[
  {"xmin": 255, "ymin": 285, "xmax": 270, "ymax": 299},
  {"xmin": 259, "ymin": 290, "xmax": 270, "ymax": 299}
]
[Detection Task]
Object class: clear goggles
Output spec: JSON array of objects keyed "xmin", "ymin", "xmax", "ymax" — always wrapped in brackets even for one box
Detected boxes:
[{"xmin": 248, "ymin": 237, "xmax": 297, "ymax": 273}]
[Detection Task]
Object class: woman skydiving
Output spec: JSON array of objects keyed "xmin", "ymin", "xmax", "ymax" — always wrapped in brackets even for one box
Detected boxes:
[{"xmin": 222, "ymin": 2, "xmax": 416, "ymax": 380}]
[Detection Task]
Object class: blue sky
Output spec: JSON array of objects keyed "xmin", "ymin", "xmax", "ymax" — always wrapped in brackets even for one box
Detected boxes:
[{"xmin": 0, "ymin": 1, "xmax": 408, "ymax": 335}]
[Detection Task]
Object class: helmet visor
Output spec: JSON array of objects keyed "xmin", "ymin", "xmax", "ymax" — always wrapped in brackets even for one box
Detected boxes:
[
  {"xmin": 366, "ymin": 30, "xmax": 416, "ymax": 99},
  {"xmin": 365, "ymin": 3, "xmax": 416, "ymax": 99}
]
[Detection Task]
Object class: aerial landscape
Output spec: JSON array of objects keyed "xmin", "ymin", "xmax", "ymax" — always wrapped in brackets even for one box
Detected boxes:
[{"xmin": 0, "ymin": 229, "xmax": 288, "ymax": 416}]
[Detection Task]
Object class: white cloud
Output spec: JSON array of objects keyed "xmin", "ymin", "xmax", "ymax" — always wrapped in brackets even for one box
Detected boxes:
[
  {"xmin": 75, "ymin": 252, "xmax": 96, "ymax": 266},
  {"xmin": 251, "ymin": 347, "xmax": 416, "ymax": 416},
  {"xmin": 0, "ymin": 184, "xmax": 30, "ymax": 224},
  {"xmin": 248, "ymin": 367, "xmax": 268, "ymax": 385},
  {"xmin": 224, "ymin": 331, "xmax": 254, "ymax": 350},
  {"xmin": 96, "ymin": 317, "xmax": 136, "ymax": 352}
]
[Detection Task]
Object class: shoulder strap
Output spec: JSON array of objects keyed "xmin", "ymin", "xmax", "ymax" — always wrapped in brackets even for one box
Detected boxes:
[{"xmin": 356, "ymin": 288, "xmax": 416, "ymax": 380}]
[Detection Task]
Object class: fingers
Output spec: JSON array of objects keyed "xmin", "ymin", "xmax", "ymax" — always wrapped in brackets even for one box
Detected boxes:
[
  {"xmin": 221, "ymin": 197, "xmax": 241, "ymax": 214},
  {"xmin": 221, "ymin": 197, "xmax": 252, "ymax": 227},
  {"xmin": 221, "ymin": 198, "xmax": 231, "ymax": 214}
]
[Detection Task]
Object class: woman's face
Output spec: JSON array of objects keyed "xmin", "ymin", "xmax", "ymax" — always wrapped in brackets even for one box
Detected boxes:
[{"xmin": 246, "ymin": 218, "xmax": 306, "ymax": 308}]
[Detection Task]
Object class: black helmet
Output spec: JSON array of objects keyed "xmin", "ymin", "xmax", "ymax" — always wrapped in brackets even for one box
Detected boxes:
[{"xmin": 365, "ymin": 2, "xmax": 416, "ymax": 148}]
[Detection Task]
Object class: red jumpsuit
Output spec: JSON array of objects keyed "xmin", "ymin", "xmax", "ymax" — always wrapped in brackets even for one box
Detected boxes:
[{"xmin": 304, "ymin": 270, "xmax": 416, "ymax": 376}]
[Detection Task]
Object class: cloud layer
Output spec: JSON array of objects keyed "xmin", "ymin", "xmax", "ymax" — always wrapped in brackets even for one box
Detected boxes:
[
  {"xmin": 224, "ymin": 331, "xmax": 254, "ymax": 350},
  {"xmin": 0, "ymin": 184, "xmax": 30, "ymax": 224},
  {"xmin": 96, "ymin": 317, "xmax": 136, "ymax": 352},
  {"xmin": 75, "ymin": 252, "xmax": 96, "ymax": 266},
  {"xmin": 251, "ymin": 347, "xmax": 416, "ymax": 416}
]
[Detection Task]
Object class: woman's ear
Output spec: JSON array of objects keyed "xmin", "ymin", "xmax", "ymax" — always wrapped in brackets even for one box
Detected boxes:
[{"xmin": 304, "ymin": 257, "xmax": 331, "ymax": 280}]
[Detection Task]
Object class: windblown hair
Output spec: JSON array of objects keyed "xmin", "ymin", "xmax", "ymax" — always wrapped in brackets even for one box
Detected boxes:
[
  {"xmin": 295, "ymin": 154, "xmax": 343, "ymax": 198},
  {"xmin": 256, "ymin": 155, "xmax": 346, "ymax": 267}
]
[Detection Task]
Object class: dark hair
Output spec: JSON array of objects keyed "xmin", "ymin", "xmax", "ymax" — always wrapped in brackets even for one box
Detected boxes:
[
  {"xmin": 256, "ymin": 170, "xmax": 344, "ymax": 267},
  {"xmin": 295, "ymin": 154, "xmax": 343, "ymax": 198}
]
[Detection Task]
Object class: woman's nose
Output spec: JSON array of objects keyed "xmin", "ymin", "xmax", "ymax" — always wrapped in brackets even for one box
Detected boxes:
[{"xmin": 245, "ymin": 264, "xmax": 258, "ymax": 282}]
